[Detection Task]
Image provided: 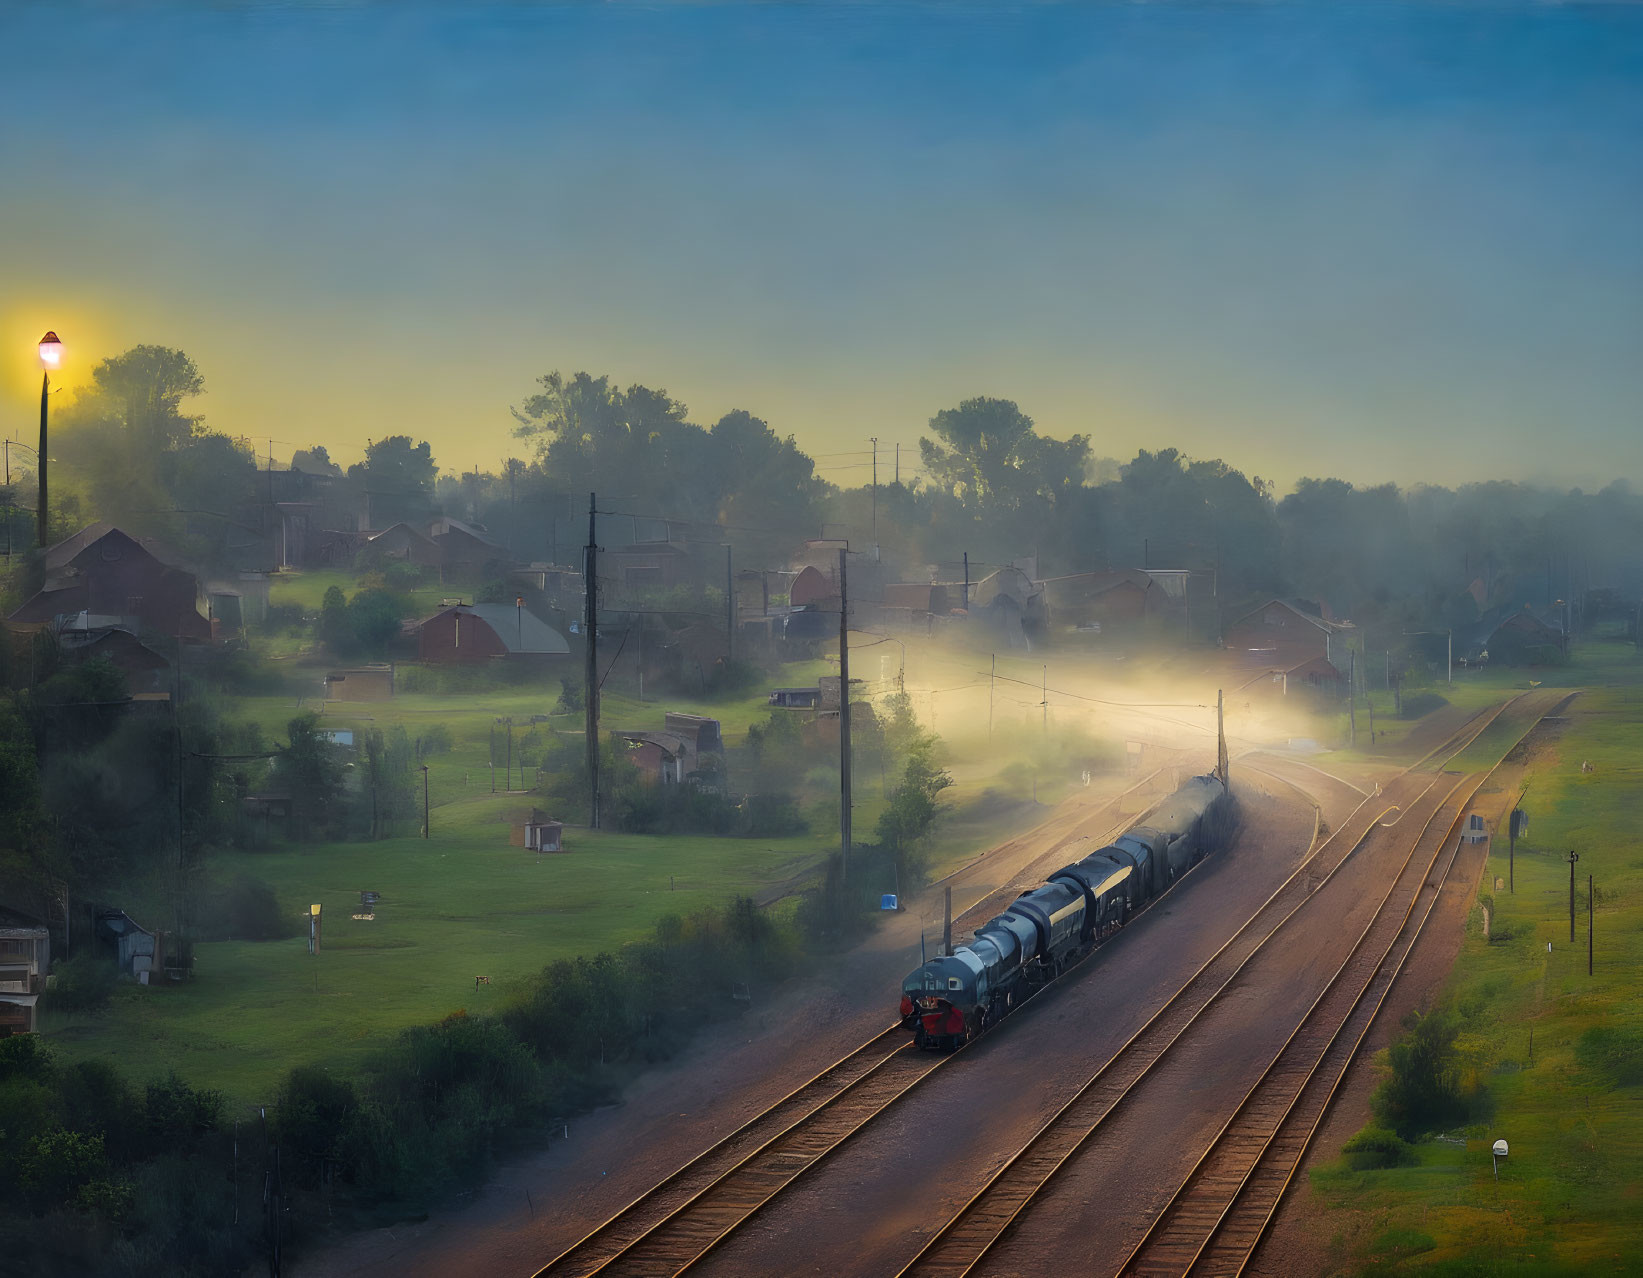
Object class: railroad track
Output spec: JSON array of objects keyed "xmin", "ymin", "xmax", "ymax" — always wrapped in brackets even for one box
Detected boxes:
[
  {"xmin": 896, "ymin": 695, "xmax": 1542, "ymax": 1278},
  {"xmin": 530, "ymin": 1027, "xmax": 909, "ymax": 1278},
  {"xmin": 533, "ymin": 781, "xmax": 1189, "ymax": 1278},
  {"xmin": 533, "ymin": 696, "xmax": 1529, "ymax": 1278},
  {"xmin": 1117, "ymin": 771, "xmax": 1488, "ymax": 1277}
]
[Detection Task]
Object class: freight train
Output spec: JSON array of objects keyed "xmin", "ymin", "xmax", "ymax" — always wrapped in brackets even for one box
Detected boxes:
[{"xmin": 898, "ymin": 773, "xmax": 1234, "ymax": 1050}]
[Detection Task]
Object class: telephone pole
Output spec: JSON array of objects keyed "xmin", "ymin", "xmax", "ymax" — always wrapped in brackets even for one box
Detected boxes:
[
  {"xmin": 724, "ymin": 544, "xmax": 734, "ymax": 664},
  {"xmin": 962, "ymin": 552, "xmax": 970, "ymax": 612},
  {"xmin": 585, "ymin": 493, "xmax": 600, "ymax": 828},
  {"xmin": 1349, "ymin": 648, "xmax": 1357, "ymax": 747},
  {"xmin": 838, "ymin": 549, "xmax": 852, "ymax": 883},
  {"xmin": 1588, "ymin": 873, "xmax": 1594, "ymax": 976},
  {"xmin": 988, "ymin": 653, "xmax": 996, "ymax": 745},
  {"xmin": 869, "ymin": 436, "xmax": 878, "ymax": 553},
  {"xmin": 1567, "ymin": 850, "xmax": 1580, "ymax": 943}
]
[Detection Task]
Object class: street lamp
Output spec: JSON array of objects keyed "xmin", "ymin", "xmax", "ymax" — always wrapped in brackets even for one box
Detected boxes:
[
  {"xmin": 420, "ymin": 764, "xmax": 430, "ymax": 838},
  {"xmin": 37, "ymin": 331, "xmax": 61, "ymax": 549}
]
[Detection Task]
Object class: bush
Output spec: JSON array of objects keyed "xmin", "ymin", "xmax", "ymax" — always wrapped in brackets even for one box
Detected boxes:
[
  {"xmin": 1341, "ymin": 1124, "xmax": 1417, "ymax": 1169},
  {"xmin": 1371, "ymin": 1008, "xmax": 1487, "ymax": 1138},
  {"xmin": 416, "ymin": 722, "xmax": 454, "ymax": 756},
  {"xmin": 143, "ymin": 1071, "xmax": 223, "ymax": 1145},
  {"xmin": 198, "ymin": 872, "xmax": 297, "ymax": 941},
  {"xmin": 47, "ymin": 952, "xmax": 118, "ymax": 1015},
  {"xmin": 1575, "ymin": 1025, "xmax": 1643, "ymax": 1086},
  {"xmin": 275, "ymin": 1066, "xmax": 360, "ymax": 1188}
]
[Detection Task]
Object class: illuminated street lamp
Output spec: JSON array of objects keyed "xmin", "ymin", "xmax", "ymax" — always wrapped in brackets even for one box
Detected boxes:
[{"xmin": 37, "ymin": 331, "xmax": 61, "ymax": 549}]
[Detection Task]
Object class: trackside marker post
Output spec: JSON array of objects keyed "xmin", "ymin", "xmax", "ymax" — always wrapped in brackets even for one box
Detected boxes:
[{"xmin": 1492, "ymin": 1138, "xmax": 1508, "ymax": 1180}]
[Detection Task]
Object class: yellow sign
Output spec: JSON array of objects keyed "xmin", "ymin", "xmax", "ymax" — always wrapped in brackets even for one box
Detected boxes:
[{"xmin": 310, "ymin": 903, "xmax": 322, "ymax": 916}]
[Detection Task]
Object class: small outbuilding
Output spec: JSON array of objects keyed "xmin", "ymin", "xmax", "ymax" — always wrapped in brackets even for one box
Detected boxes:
[
  {"xmin": 525, "ymin": 819, "xmax": 564, "ymax": 852},
  {"xmin": 0, "ymin": 907, "xmax": 50, "ymax": 1036},
  {"xmin": 325, "ymin": 665, "xmax": 396, "ymax": 701}
]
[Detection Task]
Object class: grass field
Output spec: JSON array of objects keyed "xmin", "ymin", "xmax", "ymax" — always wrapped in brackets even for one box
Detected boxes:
[
  {"xmin": 43, "ymin": 792, "xmax": 835, "ymax": 1105},
  {"xmin": 1305, "ymin": 641, "xmax": 1643, "ymax": 1274}
]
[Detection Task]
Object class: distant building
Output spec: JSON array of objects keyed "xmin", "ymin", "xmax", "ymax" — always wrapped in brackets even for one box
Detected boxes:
[
  {"xmin": 769, "ymin": 686, "xmax": 822, "ymax": 709},
  {"xmin": 1224, "ymin": 599, "xmax": 1356, "ymax": 684},
  {"xmin": 57, "ymin": 625, "xmax": 171, "ymax": 694},
  {"xmin": 612, "ymin": 713, "xmax": 724, "ymax": 786},
  {"xmin": 8, "ymin": 523, "xmax": 210, "ymax": 640},
  {"xmin": 416, "ymin": 603, "xmax": 570, "ymax": 664},
  {"xmin": 1039, "ymin": 570, "xmax": 1156, "ymax": 630},
  {"xmin": 1482, "ymin": 607, "xmax": 1567, "ymax": 664},
  {"xmin": 604, "ymin": 540, "xmax": 697, "ymax": 593},
  {"xmin": 429, "ymin": 517, "xmax": 507, "ymax": 581},
  {"xmin": 0, "ymin": 907, "xmax": 50, "ymax": 1036},
  {"xmin": 365, "ymin": 522, "xmax": 443, "ymax": 568},
  {"xmin": 789, "ymin": 564, "xmax": 835, "ymax": 608}
]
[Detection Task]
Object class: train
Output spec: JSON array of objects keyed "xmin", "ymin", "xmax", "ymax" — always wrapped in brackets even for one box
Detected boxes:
[{"xmin": 898, "ymin": 772, "xmax": 1235, "ymax": 1050}]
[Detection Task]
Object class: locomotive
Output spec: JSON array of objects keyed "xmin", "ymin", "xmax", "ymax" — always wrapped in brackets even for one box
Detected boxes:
[{"xmin": 898, "ymin": 773, "xmax": 1234, "ymax": 1050}]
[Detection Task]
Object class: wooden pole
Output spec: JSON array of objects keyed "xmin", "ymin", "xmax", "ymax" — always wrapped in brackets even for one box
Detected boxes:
[
  {"xmin": 586, "ymin": 493, "xmax": 600, "ymax": 828},
  {"xmin": 838, "ymin": 548, "xmax": 851, "ymax": 883}
]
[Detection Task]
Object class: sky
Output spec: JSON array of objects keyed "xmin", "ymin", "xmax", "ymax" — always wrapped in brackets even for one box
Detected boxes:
[{"xmin": 1, "ymin": 2, "xmax": 1639, "ymax": 493}]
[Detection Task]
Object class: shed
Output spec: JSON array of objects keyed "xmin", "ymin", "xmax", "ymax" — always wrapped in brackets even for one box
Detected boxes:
[
  {"xmin": 95, "ymin": 909, "xmax": 159, "ymax": 978},
  {"xmin": 769, "ymin": 687, "xmax": 821, "ymax": 709},
  {"xmin": 525, "ymin": 819, "xmax": 565, "ymax": 853}
]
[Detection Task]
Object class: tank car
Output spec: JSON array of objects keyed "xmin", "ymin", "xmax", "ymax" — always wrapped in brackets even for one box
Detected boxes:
[{"xmin": 898, "ymin": 772, "xmax": 1231, "ymax": 1050}]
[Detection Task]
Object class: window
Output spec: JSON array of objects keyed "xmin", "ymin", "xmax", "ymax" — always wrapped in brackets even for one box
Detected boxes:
[{"xmin": 948, "ymin": 977, "xmax": 961, "ymax": 991}]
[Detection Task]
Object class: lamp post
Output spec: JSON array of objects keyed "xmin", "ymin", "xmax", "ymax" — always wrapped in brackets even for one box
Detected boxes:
[
  {"xmin": 37, "ymin": 332, "xmax": 61, "ymax": 549},
  {"xmin": 1567, "ymin": 850, "xmax": 1580, "ymax": 943},
  {"xmin": 515, "ymin": 595, "xmax": 524, "ymax": 649},
  {"xmin": 420, "ymin": 765, "xmax": 430, "ymax": 838}
]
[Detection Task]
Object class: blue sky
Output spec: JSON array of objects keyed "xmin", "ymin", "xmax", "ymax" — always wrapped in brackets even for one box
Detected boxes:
[{"xmin": 2, "ymin": 2, "xmax": 1639, "ymax": 490}]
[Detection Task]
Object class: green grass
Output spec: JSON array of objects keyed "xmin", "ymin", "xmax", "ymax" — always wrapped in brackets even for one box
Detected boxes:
[
  {"xmin": 44, "ymin": 793, "xmax": 833, "ymax": 1106},
  {"xmin": 1306, "ymin": 640, "xmax": 1643, "ymax": 1274}
]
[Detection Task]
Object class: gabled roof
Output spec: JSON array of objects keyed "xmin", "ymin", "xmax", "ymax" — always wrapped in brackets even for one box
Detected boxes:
[
  {"xmin": 431, "ymin": 517, "xmax": 503, "ymax": 548},
  {"xmin": 44, "ymin": 522, "xmax": 189, "ymax": 574},
  {"xmin": 1229, "ymin": 598, "xmax": 1354, "ymax": 635},
  {"xmin": 368, "ymin": 521, "xmax": 439, "ymax": 548}
]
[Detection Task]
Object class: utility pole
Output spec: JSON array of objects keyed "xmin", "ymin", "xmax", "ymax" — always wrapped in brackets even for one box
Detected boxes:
[
  {"xmin": 1447, "ymin": 629, "xmax": 1453, "ymax": 685},
  {"xmin": 1041, "ymin": 664, "xmax": 1048, "ymax": 735},
  {"xmin": 725, "ymin": 544, "xmax": 734, "ymax": 664},
  {"xmin": 585, "ymin": 493, "xmax": 600, "ymax": 828},
  {"xmin": 988, "ymin": 653, "xmax": 996, "ymax": 744},
  {"xmin": 962, "ymin": 552, "xmax": 970, "ymax": 613},
  {"xmin": 1349, "ymin": 648, "xmax": 1357, "ymax": 747},
  {"xmin": 838, "ymin": 548, "xmax": 852, "ymax": 883},
  {"xmin": 895, "ymin": 441, "xmax": 900, "ymax": 485},
  {"xmin": 38, "ymin": 337, "xmax": 57, "ymax": 550},
  {"xmin": 1217, "ymin": 688, "xmax": 1229, "ymax": 786},
  {"xmin": 490, "ymin": 723, "xmax": 496, "ymax": 794},
  {"xmin": 1567, "ymin": 850, "xmax": 1580, "ymax": 943},
  {"xmin": 1588, "ymin": 874, "xmax": 1594, "ymax": 976},
  {"xmin": 869, "ymin": 436, "xmax": 878, "ymax": 554},
  {"xmin": 421, "ymin": 766, "xmax": 429, "ymax": 838},
  {"xmin": 943, "ymin": 886, "xmax": 952, "ymax": 957}
]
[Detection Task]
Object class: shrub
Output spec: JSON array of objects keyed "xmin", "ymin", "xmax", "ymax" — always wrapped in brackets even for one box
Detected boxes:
[
  {"xmin": 143, "ymin": 1071, "xmax": 223, "ymax": 1145},
  {"xmin": 1341, "ymin": 1124, "xmax": 1417, "ymax": 1169},
  {"xmin": 1370, "ymin": 1008, "xmax": 1486, "ymax": 1138},
  {"xmin": 1574, "ymin": 1025, "xmax": 1643, "ymax": 1086},
  {"xmin": 199, "ymin": 872, "xmax": 297, "ymax": 941},
  {"xmin": 47, "ymin": 952, "xmax": 118, "ymax": 1015},
  {"xmin": 275, "ymin": 1066, "xmax": 360, "ymax": 1188},
  {"xmin": 18, "ymin": 1129, "xmax": 106, "ymax": 1208}
]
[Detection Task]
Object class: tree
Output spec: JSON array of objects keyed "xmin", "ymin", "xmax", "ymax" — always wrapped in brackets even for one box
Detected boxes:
[
  {"xmin": 920, "ymin": 397, "xmax": 1089, "ymax": 515},
  {"xmin": 272, "ymin": 714, "xmax": 346, "ymax": 841},
  {"xmin": 348, "ymin": 435, "xmax": 437, "ymax": 526}
]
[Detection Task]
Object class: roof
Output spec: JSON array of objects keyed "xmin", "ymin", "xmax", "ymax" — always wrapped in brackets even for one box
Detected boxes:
[
  {"xmin": 432, "ymin": 604, "xmax": 570, "ymax": 655},
  {"xmin": 431, "ymin": 517, "xmax": 503, "ymax": 548},
  {"xmin": 615, "ymin": 730, "xmax": 693, "ymax": 757},
  {"xmin": 368, "ymin": 522, "xmax": 439, "ymax": 548},
  {"xmin": 44, "ymin": 523, "xmax": 188, "ymax": 574},
  {"xmin": 0, "ymin": 906, "xmax": 48, "ymax": 932},
  {"xmin": 1228, "ymin": 598, "xmax": 1354, "ymax": 635},
  {"xmin": 1039, "ymin": 570, "xmax": 1153, "ymax": 598},
  {"xmin": 608, "ymin": 540, "xmax": 691, "ymax": 557}
]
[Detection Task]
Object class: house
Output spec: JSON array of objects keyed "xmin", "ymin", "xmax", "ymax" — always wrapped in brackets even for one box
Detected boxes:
[
  {"xmin": 430, "ymin": 517, "xmax": 507, "ymax": 580},
  {"xmin": 769, "ymin": 686, "xmax": 822, "ymax": 709},
  {"xmin": 1482, "ymin": 607, "xmax": 1567, "ymax": 664},
  {"xmin": 879, "ymin": 582, "xmax": 951, "ymax": 627},
  {"xmin": 524, "ymin": 818, "xmax": 564, "ymax": 852},
  {"xmin": 603, "ymin": 540, "xmax": 698, "ymax": 593},
  {"xmin": 8, "ymin": 523, "xmax": 210, "ymax": 640},
  {"xmin": 1039, "ymin": 570, "xmax": 1156, "ymax": 630},
  {"xmin": 324, "ymin": 665, "xmax": 396, "ymax": 701},
  {"xmin": 365, "ymin": 522, "xmax": 443, "ymax": 568},
  {"xmin": 56, "ymin": 625, "xmax": 171, "ymax": 694},
  {"xmin": 417, "ymin": 604, "xmax": 571, "ymax": 664},
  {"xmin": 0, "ymin": 907, "xmax": 50, "ymax": 1036},
  {"xmin": 1224, "ymin": 599, "xmax": 1356, "ymax": 682}
]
